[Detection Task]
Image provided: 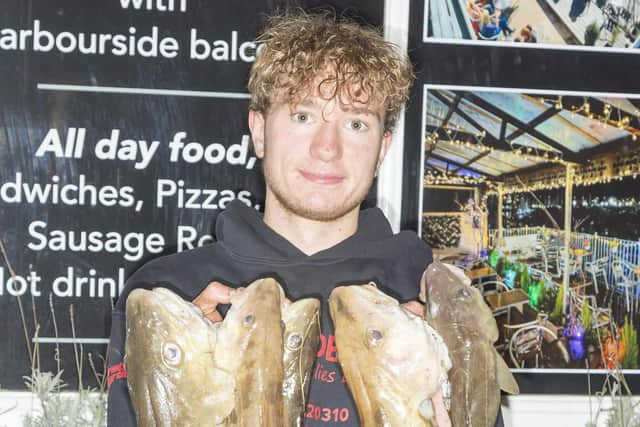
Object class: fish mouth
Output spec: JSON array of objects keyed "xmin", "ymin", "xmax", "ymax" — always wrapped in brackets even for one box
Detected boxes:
[
  {"xmin": 328, "ymin": 284, "xmax": 399, "ymax": 334},
  {"xmin": 231, "ymin": 278, "xmax": 283, "ymax": 307},
  {"xmin": 127, "ymin": 287, "xmax": 210, "ymax": 331},
  {"xmin": 330, "ymin": 283, "xmax": 396, "ymax": 308}
]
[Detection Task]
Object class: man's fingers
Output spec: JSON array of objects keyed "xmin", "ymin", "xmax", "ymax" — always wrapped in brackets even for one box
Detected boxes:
[
  {"xmin": 193, "ymin": 281, "xmax": 234, "ymax": 322},
  {"xmin": 401, "ymin": 300, "xmax": 425, "ymax": 319},
  {"xmin": 202, "ymin": 309, "xmax": 223, "ymax": 323}
]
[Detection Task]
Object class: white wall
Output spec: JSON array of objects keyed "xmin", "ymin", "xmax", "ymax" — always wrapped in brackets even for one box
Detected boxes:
[{"xmin": 0, "ymin": 391, "xmax": 635, "ymax": 426}]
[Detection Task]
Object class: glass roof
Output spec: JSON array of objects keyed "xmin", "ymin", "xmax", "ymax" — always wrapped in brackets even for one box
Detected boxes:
[{"xmin": 425, "ymin": 89, "xmax": 637, "ymax": 176}]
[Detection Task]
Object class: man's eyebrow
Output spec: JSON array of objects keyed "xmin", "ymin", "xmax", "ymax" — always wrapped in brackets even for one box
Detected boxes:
[
  {"xmin": 343, "ymin": 106, "xmax": 381, "ymax": 120},
  {"xmin": 293, "ymin": 98, "xmax": 381, "ymax": 121}
]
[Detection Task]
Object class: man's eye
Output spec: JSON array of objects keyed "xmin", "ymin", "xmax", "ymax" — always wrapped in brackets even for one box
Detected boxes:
[
  {"xmin": 293, "ymin": 113, "xmax": 309, "ymax": 123},
  {"xmin": 348, "ymin": 120, "xmax": 368, "ymax": 131}
]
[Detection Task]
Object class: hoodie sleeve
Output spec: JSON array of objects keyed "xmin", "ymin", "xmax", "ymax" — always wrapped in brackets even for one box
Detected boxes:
[
  {"xmin": 105, "ymin": 257, "xmax": 165, "ymax": 427},
  {"xmin": 106, "ymin": 308, "xmax": 137, "ymax": 426}
]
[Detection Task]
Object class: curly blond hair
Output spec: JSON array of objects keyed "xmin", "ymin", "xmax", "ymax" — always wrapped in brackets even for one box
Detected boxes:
[{"xmin": 248, "ymin": 10, "xmax": 414, "ymax": 132}]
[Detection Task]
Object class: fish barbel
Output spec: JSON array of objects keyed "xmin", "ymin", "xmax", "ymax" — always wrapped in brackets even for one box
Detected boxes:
[
  {"xmin": 125, "ymin": 278, "xmax": 286, "ymax": 427},
  {"xmin": 329, "ymin": 283, "xmax": 451, "ymax": 427},
  {"xmin": 421, "ymin": 263, "xmax": 519, "ymax": 427}
]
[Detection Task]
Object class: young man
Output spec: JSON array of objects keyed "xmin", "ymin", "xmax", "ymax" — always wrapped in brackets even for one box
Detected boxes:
[{"xmin": 107, "ymin": 11, "xmax": 500, "ymax": 426}]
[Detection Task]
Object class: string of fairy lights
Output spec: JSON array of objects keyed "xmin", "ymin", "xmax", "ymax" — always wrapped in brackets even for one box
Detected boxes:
[
  {"xmin": 425, "ymin": 94, "xmax": 640, "ymax": 191},
  {"xmin": 424, "ymin": 126, "xmax": 569, "ymax": 166},
  {"xmin": 539, "ymin": 96, "xmax": 640, "ymax": 140},
  {"xmin": 423, "ymin": 171, "xmax": 489, "ymax": 186},
  {"xmin": 497, "ymin": 150, "xmax": 640, "ymax": 194}
]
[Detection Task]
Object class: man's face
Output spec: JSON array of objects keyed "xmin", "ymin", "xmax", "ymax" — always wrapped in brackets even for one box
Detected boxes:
[{"xmin": 249, "ymin": 88, "xmax": 392, "ymax": 222}]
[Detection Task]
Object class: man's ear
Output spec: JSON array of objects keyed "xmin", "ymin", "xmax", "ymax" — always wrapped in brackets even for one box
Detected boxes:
[
  {"xmin": 376, "ymin": 131, "xmax": 393, "ymax": 173},
  {"xmin": 248, "ymin": 109, "xmax": 265, "ymax": 159}
]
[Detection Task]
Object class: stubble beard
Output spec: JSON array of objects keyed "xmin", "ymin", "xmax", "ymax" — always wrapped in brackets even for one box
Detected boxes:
[{"xmin": 262, "ymin": 157, "xmax": 375, "ymax": 222}]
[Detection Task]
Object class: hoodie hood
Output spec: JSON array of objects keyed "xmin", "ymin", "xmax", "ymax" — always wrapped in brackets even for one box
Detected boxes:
[{"xmin": 215, "ymin": 200, "xmax": 395, "ymax": 264}]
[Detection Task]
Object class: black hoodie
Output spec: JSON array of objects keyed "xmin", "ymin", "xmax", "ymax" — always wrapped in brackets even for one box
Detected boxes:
[{"xmin": 107, "ymin": 200, "xmax": 501, "ymax": 426}]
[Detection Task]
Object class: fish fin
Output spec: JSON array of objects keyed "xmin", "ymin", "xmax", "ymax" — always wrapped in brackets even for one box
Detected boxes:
[{"xmin": 495, "ymin": 349, "xmax": 519, "ymax": 394}]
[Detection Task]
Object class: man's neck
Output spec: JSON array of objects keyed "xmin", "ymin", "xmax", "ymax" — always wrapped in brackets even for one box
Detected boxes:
[{"xmin": 262, "ymin": 196, "xmax": 360, "ymax": 256}]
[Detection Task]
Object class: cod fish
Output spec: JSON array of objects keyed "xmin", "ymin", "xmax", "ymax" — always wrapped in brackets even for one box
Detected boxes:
[
  {"xmin": 420, "ymin": 262, "xmax": 519, "ymax": 427},
  {"xmin": 282, "ymin": 298, "xmax": 321, "ymax": 427},
  {"xmin": 125, "ymin": 278, "xmax": 285, "ymax": 427},
  {"xmin": 329, "ymin": 283, "xmax": 451, "ymax": 427}
]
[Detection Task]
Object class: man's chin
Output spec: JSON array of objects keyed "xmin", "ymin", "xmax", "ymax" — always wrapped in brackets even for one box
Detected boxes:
[{"xmin": 279, "ymin": 196, "xmax": 359, "ymax": 223}]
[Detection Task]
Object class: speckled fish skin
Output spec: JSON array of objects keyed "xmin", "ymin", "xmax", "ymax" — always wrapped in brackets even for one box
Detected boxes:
[
  {"xmin": 421, "ymin": 262, "xmax": 519, "ymax": 427},
  {"xmin": 125, "ymin": 287, "xmax": 232, "ymax": 427},
  {"xmin": 329, "ymin": 283, "xmax": 451, "ymax": 427},
  {"xmin": 281, "ymin": 298, "xmax": 321, "ymax": 427},
  {"xmin": 215, "ymin": 277, "xmax": 285, "ymax": 426},
  {"xmin": 125, "ymin": 278, "xmax": 286, "ymax": 427}
]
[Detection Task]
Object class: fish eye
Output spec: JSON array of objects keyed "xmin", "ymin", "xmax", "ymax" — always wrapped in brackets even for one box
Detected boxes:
[
  {"xmin": 286, "ymin": 332, "xmax": 303, "ymax": 350},
  {"xmin": 162, "ymin": 342, "xmax": 182, "ymax": 366},
  {"xmin": 456, "ymin": 288, "xmax": 472, "ymax": 300},
  {"xmin": 243, "ymin": 314, "xmax": 255, "ymax": 327},
  {"xmin": 365, "ymin": 328, "xmax": 383, "ymax": 347}
]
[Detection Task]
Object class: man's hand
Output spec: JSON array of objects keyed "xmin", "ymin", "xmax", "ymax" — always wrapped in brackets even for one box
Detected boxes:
[
  {"xmin": 401, "ymin": 300, "xmax": 425, "ymax": 318},
  {"xmin": 192, "ymin": 281, "xmax": 237, "ymax": 323}
]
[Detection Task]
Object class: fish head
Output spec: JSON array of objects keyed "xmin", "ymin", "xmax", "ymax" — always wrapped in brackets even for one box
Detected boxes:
[
  {"xmin": 215, "ymin": 278, "xmax": 285, "ymax": 368},
  {"xmin": 282, "ymin": 298, "xmax": 321, "ymax": 355},
  {"xmin": 125, "ymin": 287, "xmax": 216, "ymax": 379},
  {"xmin": 329, "ymin": 283, "xmax": 438, "ymax": 378},
  {"xmin": 421, "ymin": 262, "xmax": 498, "ymax": 342},
  {"xmin": 329, "ymin": 283, "xmax": 451, "ymax": 422},
  {"xmin": 125, "ymin": 287, "xmax": 232, "ymax": 424}
]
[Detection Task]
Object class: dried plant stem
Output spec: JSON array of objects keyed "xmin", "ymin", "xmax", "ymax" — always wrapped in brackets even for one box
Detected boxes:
[
  {"xmin": 0, "ymin": 238, "xmax": 33, "ymax": 364},
  {"xmin": 49, "ymin": 293, "xmax": 62, "ymax": 391},
  {"xmin": 70, "ymin": 304, "xmax": 83, "ymax": 390},
  {"xmin": 31, "ymin": 293, "xmax": 39, "ymax": 371},
  {"xmin": 0, "ymin": 402, "xmax": 18, "ymax": 417},
  {"xmin": 31, "ymin": 324, "xmax": 40, "ymax": 374},
  {"xmin": 87, "ymin": 349, "xmax": 110, "ymax": 393}
]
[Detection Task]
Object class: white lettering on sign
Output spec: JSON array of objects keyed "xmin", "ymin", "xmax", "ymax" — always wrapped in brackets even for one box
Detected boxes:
[
  {"xmin": 189, "ymin": 29, "xmax": 256, "ymax": 62},
  {"xmin": 95, "ymin": 129, "xmax": 160, "ymax": 170},
  {"xmin": 176, "ymin": 226, "xmax": 214, "ymax": 252},
  {"xmin": 27, "ymin": 220, "xmax": 165, "ymax": 262},
  {"xmin": 120, "ymin": 0, "xmax": 187, "ymax": 12},
  {"xmin": 167, "ymin": 132, "xmax": 255, "ymax": 169},
  {"xmin": 35, "ymin": 128, "xmax": 85, "ymax": 159},
  {"xmin": 155, "ymin": 180, "xmax": 253, "ymax": 210},
  {"xmin": 52, "ymin": 267, "xmax": 127, "ymax": 298}
]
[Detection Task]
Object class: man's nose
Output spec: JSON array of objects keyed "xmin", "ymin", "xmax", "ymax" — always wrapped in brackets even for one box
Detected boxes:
[{"xmin": 309, "ymin": 121, "xmax": 342, "ymax": 162}]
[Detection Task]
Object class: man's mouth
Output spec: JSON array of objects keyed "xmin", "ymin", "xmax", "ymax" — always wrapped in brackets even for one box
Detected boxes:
[{"xmin": 299, "ymin": 170, "xmax": 345, "ymax": 185}]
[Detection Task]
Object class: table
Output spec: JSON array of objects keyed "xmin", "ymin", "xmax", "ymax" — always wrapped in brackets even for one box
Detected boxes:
[
  {"xmin": 485, "ymin": 288, "xmax": 530, "ymax": 323},
  {"xmin": 465, "ymin": 266, "xmax": 496, "ymax": 281},
  {"xmin": 552, "ymin": 277, "xmax": 592, "ymax": 289}
]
